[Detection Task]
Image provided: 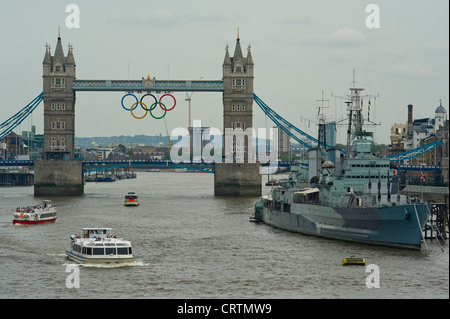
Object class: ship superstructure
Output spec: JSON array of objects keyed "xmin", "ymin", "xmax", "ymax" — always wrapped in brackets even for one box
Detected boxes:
[{"xmin": 254, "ymin": 85, "xmax": 429, "ymax": 250}]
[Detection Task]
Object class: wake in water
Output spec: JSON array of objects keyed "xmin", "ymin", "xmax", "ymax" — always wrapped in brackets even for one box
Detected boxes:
[{"xmin": 62, "ymin": 259, "xmax": 148, "ymax": 268}]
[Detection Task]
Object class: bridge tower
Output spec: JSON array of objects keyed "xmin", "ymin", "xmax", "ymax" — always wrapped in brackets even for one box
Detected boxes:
[
  {"xmin": 42, "ymin": 31, "xmax": 76, "ymax": 160},
  {"xmin": 214, "ymin": 32, "xmax": 261, "ymax": 196},
  {"xmin": 34, "ymin": 31, "xmax": 83, "ymax": 195}
]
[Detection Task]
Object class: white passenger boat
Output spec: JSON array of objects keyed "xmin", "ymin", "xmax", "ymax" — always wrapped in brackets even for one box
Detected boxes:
[
  {"xmin": 124, "ymin": 192, "xmax": 139, "ymax": 206},
  {"xmin": 65, "ymin": 227, "xmax": 135, "ymax": 264},
  {"xmin": 13, "ymin": 200, "xmax": 57, "ymax": 225}
]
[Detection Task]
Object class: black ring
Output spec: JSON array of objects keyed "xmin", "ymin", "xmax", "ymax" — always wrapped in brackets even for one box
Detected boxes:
[{"xmin": 140, "ymin": 93, "xmax": 158, "ymax": 111}]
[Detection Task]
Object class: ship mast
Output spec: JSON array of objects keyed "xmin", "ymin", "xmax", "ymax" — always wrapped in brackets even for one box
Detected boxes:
[
  {"xmin": 317, "ymin": 90, "xmax": 330, "ymax": 152},
  {"xmin": 345, "ymin": 70, "xmax": 365, "ymax": 156}
]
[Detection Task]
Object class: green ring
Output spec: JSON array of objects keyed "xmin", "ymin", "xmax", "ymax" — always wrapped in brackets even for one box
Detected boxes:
[{"xmin": 149, "ymin": 102, "xmax": 167, "ymax": 119}]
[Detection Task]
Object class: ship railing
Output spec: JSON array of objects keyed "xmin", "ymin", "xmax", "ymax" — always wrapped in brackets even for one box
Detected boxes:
[{"xmin": 425, "ymin": 205, "xmax": 448, "ymax": 250}]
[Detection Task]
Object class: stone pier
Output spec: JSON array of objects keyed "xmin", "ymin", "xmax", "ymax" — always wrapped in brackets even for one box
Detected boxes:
[
  {"xmin": 34, "ymin": 160, "xmax": 83, "ymax": 196},
  {"xmin": 214, "ymin": 162, "xmax": 261, "ymax": 196}
]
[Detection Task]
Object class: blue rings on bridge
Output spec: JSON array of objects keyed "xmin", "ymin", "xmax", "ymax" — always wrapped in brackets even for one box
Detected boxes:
[
  {"xmin": 121, "ymin": 94, "xmax": 138, "ymax": 111},
  {"xmin": 121, "ymin": 93, "xmax": 176, "ymax": 119}
]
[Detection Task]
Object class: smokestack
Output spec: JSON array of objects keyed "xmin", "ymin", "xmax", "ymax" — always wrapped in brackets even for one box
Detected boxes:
[{"xmin": 407, "ymin": 104, "xmax": 413, "ymax": 125}]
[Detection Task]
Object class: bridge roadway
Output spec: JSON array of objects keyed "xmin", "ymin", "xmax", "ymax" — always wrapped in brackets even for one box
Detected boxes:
[
  {"xmin": 72, "ymin": 79, "xmax": 225, "ymax": 92},
  {"xmin": 0, "ymin": 159, "xmax": 295, "ymax": 174},
  {"xmin": 1, "ymin": 160, "xmax": 442, "ymax": 174}
]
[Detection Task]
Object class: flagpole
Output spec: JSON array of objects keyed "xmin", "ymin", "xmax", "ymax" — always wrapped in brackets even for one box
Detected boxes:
[{"xmin": 420, "ymin": 166, "xmax": 424, "ymax": 202}]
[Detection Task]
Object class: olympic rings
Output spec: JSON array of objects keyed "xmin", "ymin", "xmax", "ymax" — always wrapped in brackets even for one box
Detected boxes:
[
  {"xmin": 140, "ymin": 93, "xmax": 158, "ymax": 111},
  {"xmin": 121, "ymin": 93, "xmax": 176, "ymax": 119},
  {"xmin": 148, "ymin": 102, "xmax": 167, "ymax": 119},
  {"xmin": 130, "ymin": 102, "xmax": 148, "ymax": 119},
  {"xmin": 121, "ymin": 94, "xmax": 138, "ymax": 111},
  {"xmin": 159, "ymin": 94, "xmax": 176, "ymax": 111}
]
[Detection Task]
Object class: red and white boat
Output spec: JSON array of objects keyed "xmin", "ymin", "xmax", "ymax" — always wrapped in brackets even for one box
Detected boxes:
[{"xmin": 13, "ymin": 200, "xmax": 57, "ymax": 225}]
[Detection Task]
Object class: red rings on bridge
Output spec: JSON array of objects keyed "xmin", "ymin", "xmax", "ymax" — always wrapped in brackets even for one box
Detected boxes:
[{"xmin": 159, "ymin": 94, "xmax": 176, "ymax": 111}]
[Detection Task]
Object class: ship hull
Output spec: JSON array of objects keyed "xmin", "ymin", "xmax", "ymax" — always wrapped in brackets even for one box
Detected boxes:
[
  {"xmin": 13, "ymin": 218, "xmax": 56, "ymax": 225},
  {"xmin": 65, "ymin": 250, "xmax": 135, "ymax": 264},
  {"xmin": 258, "ymin": 202, "xmax": 429, "ymax": 250}
]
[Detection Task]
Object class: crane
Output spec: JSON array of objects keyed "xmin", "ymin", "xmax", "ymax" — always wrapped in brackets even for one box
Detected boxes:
[
  {"xmin": 185, "ymin": 77, "xmax": 203, "ymax": 152},
  {"xmin": 163, "ymin": 117, "xmax": 172, "ymax": 147}
]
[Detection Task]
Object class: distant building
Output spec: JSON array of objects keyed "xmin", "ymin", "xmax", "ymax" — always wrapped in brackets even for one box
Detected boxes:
[
  {"xmin": 273, "ymin": 125, "xmax": 291, "ymax": 157},
  {"xmin": 436, "ymin": 119, "xmax": 449, "ymax": 184},
  {"xmin": 390, "ymin": 101, "xmax": 448, "ymax": 184},
  {"xmin": 21, "ymin": 125, "xmax": 44, "ymax": 160},
  {"xmin": 390, "ymin": 123, "xmax": 408, "ymax": 152},
  {"xmin": 0, "ymin": 131, "xmax": 28, "ymax": 160}
]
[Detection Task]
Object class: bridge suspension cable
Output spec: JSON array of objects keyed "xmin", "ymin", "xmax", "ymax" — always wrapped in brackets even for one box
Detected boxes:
[
  {"xmin": 253, "ymin": 93, "xmax": 333, "ymax": 149},
  {"xmin": 386, "ymin": 139, "xmax": 442, "ymax": 162},
  {"xmin": 0, "ymin": 92, "xmax": 43, "ymax": 140},
  {"xmin": 253, "ymin": 93, "xmax": 441, "ymax": 162}
]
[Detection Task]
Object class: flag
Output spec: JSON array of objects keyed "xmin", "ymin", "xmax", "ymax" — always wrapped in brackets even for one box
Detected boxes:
[
  {"xmin": 368, "ymin": 99, "xmax": 371, "ymax": 110},
  {"xmin": 420, "ymin": 171, "xmax": 426, "ymax": 183}
]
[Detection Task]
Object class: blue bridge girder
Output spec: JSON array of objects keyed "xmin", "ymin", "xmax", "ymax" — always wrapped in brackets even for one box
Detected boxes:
[
  {"xmin": 397, "ymin": 164, "xmax": 441, "ymax": 171},
  {"xmin": 0, "ymin": 159, "xmax": 294, "ymax": 174},
  {"xmin": 72, "ymin": 79, "xmax": 225, "ymax": 92},
  {"xmin": 386, "ymin": 139, "xmax": 443, "ymax": 162},
  {"xmin": 82, "ymin": 159, "xmax": 216, "ymax": 173}
]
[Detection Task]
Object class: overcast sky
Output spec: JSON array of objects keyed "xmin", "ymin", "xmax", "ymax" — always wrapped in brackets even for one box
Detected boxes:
[{"xmin": 0, "ymin": 0, "xmax": 448, "ymax": 145}]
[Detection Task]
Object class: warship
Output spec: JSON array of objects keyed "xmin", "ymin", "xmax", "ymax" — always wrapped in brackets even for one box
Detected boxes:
[{"xmin": 254, "ymin": 86, "xmax": 429, "ymax": 250}]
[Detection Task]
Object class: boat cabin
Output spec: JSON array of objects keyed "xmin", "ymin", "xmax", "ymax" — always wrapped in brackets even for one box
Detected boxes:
[
  {"xmin": 82, "ymin": 227, "xmax": 112, "ymax": 240},
  {"xmin": 125, "ymin": 192, "xmax": 138, "ymax": 199},
  {"xmin": 293, "ymin": 188, "xmax": 320, "ymax": 204}
]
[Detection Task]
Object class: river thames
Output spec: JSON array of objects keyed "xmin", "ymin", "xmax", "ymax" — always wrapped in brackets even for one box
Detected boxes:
[{"xmin": 0, "ymin": 171, "xmax": 448, "ymax": 299}]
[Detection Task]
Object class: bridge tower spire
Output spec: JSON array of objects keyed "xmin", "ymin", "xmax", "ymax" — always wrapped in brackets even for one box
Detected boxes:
[
  {"xmin": 42, "ymin": 32, "xmax": 76, "ymax": 160},
  {"xmin": 215, "ymin": 32, "xmax": 261, "ymax": 196},
  {"xmin": 35, "ymin": 32, "xmax": 83, "ymax": 196}
]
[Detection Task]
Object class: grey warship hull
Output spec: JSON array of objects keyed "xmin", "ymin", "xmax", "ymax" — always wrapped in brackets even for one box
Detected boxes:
[{"xmin": 255, "ymin": 200, "xmax": 429, "ymax": 250}]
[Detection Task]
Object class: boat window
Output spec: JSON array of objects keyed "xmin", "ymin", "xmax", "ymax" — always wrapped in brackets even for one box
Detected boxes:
[
  {"xmin": 128, "ymin": 247, "xmax": 132, "ymax": 254},
  {"xmin": 93, "ymin": 248, "xmax": 104, "ymax": 255},
  {"xmin": 94, "ymin": 243, "xmax": 104, "ymax": 246},
  {"xmin": 357, "ymin": 198, "xmax": 363, "ymax": 206},
  {"xmin": 116, "ymin": 243, "xmax": 125, "ymax": 246},
  {"xmin": 105, "ymin": 247, "xmax": 116, "ymax": 255},
  {"xmin": 117, "ymin": 247, "xmax": 129, "ymax": 255},
  {"xmin": 86, "ymin": 247, "xmax": 92, "ymax": 255},
  {"xmin": 82, "ymin": 247, "xmax": 87, "ymax": 254},
  {"xmin": 105, "ymin": 243, "xmax": 115, "ymax": 246}
]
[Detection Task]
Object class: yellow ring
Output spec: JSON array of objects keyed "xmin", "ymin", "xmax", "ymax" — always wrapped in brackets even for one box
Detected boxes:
[{"xmin": 130, "ymin": 102, "xmax": 148, "ymax": 119}]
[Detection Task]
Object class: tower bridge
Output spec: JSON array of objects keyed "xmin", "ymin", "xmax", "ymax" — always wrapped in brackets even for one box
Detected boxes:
[
  {"xmin": 1, "ymin": 32, "xmax": 443, "ymax": 196},
  {"xmin": 26, "ymin": 32, "xmax": 261, "ymax": 196}
]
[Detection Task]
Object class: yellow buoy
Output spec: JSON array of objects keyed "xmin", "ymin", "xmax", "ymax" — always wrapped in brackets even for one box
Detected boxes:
[{"xmin": 342, "ymin": 256, "xmax": 365, "ymax": 266}]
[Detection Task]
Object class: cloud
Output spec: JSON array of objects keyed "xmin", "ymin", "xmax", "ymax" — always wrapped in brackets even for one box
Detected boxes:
[
  {"xmin": 105, "ymin": 10, "xmax": 228, "ymax": 29},
  {"xmin": 282, "ymin": 16, "xmax": 314, "ymax": 26},
  {"xmin": 388, "ymin": 61, "xmax": 432, "ymax": 77},
  {"xmin": 298, "ymin": 27, "xmax": 365, "ymax": 47},
  {"xmin": 332, "ymin": 28, "xmax": 365, "ymax": 44}
]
